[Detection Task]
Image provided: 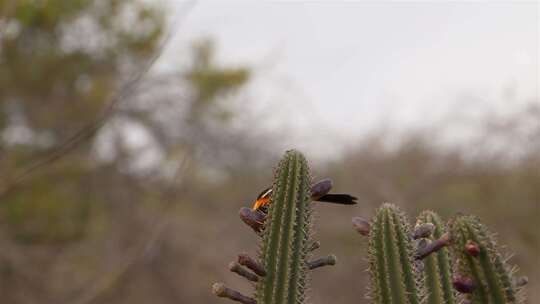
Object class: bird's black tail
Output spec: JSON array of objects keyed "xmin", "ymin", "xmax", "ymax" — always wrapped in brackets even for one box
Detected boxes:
[{"xmin": 316, "ymin": 194, "xmax": 357, "ymax": 205}]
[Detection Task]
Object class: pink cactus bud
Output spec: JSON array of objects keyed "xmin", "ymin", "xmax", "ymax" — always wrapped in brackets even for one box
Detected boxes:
[{"xmin": 465, "ymin": 240, "xmax": 480, "ymax": 257}]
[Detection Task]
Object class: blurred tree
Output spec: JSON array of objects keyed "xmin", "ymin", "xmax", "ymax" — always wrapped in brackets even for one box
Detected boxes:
[
  {"xmin": 186, "ymin": 40, "xmax": 249, "ymax": 123},
  {"xmin": 0, "ymin": 1, "xmax": 257, "ymax": 303},
  {"xmin": 0, "ymin": 0, "xmax": 164, "ymax": 243}
]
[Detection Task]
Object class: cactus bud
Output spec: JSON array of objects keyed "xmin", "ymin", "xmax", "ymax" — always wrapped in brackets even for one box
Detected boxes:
[
  {"xmin": 352, "ymin": 216, "xmax": 371, "ymax": 236},
  {"xmin": 238, "ymin": 253, "xmax": 266, "ymax": 277},
  {"xmin": 412, "ymin": 222, "xmax": 435, "ymax": 239},
  {"xmin": 310, "ymin": 178, "xmax": 333, "ymax": 200},
  {"xmin": 307, "ymin": 254, "xmax": 337, "ymax": 270},
  {"xmin": 239, "ymin": 207, "xmax": 265, "ymax": 233},
  {"xmin": 453, "ymin": 275, "xmax": 476, "ymax": 294},
  {"xmin": 229, "ymin": 262, "xmax": 259, "ymax": 282},
  {"xmin": 464, "ymin": 240, "xmax": 480, "ymax": 257},
  {"xmin": 212, "ymin": 283, "xmax": 257, "ymax": 304}
]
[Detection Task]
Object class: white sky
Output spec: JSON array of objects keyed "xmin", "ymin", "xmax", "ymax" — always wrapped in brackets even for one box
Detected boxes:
[{"xmin": 159, "ymin": 1, "xmax": 539, "ymax": 157}]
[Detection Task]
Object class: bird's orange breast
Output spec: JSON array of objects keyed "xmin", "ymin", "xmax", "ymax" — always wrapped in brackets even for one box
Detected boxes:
[{"xmin": 252, "ymin": 196, "xmax": 270, "ymax": 211}]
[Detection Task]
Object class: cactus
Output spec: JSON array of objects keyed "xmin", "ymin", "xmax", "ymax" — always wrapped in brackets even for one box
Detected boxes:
[
  {"xmin": 416, "ymin": 211, "xmax": 457, "ymax": 304},
  {"xmin": 367, "ymin": 203, "xmax": 423, "ymax": 304},
  {"xmin": 214, "ymin": 151, "xmax": 529, "ymax": 304},
  {"xmin": 450, "ymin": 215, "xmax": 524, "ymax": 304},
  {"xmin": 255, "ymin": 149, "xmax": 313, "ymax": 304},
  {"xmin": 214, "ymin": 150, "xmax": 337, "ymax": 304},
  {"xmin": 357, "ymin": 207, "xmax": 527, "ymax": 304}
]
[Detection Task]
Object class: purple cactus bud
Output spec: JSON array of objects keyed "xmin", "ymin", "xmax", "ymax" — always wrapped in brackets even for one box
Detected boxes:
[
  {"xmin": 453, "ymin": 275, "xmax": 476, "ymax": 293},
  {"xmin": 352, "ymin": 216, "xmax": 371, "ymax": 236},
  {"xmin": 239, "ymin": 207, "xmax": 265, "ymax": 233},
  {"xmin": 311, "ymin": 178, "xmax": 333, "ymax": 200}
]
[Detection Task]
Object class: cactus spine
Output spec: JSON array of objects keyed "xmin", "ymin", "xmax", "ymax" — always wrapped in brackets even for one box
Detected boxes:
[
  {"xmin": 368, "ymin": 203, "xmax": 423, "ymax": 304},
  {"xmin": 256, "ymin": 150, "xmax": 313, "ymax": 304},
  {"xmin": 416, "ymin": 211, "xmax": 456, "ymax": 304},
  {"xmin": 450, "ymin": 215, "xmax": 522, "ymax": 304}
]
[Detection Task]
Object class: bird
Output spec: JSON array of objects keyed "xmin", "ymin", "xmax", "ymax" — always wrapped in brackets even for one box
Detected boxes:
[{"xmin": 251, "ymin": 178, "xmax": 357, "ymax": 213}]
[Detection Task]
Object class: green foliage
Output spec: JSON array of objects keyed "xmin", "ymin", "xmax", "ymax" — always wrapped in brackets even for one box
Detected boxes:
[
  {"xmin": 256, "ymin": 150, "xmax": 313, "ymax": 304},
  {"xmin": 185, "ymin": 40, "xmax": 250, "ymax": 123},
  {"xmin": 2, "ymin": 164, "xmax": 94, "ymax": 243},
  {"xmin": 0, "ymin": 0, "xmax": 164, "ymax": 243},
  {"xmin": 367, "ymin": 203, "xmax": 423, "ymax": 304},
  {"xmin": 450, "ymin": 215, "xmax": 523, "ymax": 304},
  {"xmin": 416, "ymin": 211, "xmax": 456, "ymax": 304},
  {"xmin": 0, "ymin": 0, "xmax": 163, "ymax": 140}
]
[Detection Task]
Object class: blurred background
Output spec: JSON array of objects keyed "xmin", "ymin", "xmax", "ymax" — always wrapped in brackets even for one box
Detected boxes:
[{"xmin": 0, "ymin": 1, "xmax": 538, "ymax": 303}]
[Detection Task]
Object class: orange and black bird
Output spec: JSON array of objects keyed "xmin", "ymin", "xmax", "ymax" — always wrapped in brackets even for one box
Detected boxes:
[{"xmin": 252, "ymin": 178, "xmax": 357, "ymax": 213}]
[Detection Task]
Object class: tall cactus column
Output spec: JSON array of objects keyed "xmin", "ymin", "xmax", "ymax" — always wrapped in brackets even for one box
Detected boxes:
[
  {"xmin": 367, "ymin": 203, "xmax": 423, "ymax": 304},
  {"xmin": 213, "ymin": 150, "xmax": 336, "ymax": 304},
  {"xmin": 256, "ymin": 149, "xmax": 313, "ymax": 304},
  {"xmin": 416, "ymin": 211, "xmax": 456, "ymax": 304},
  {"xmin": 450, "ymin": 215, "xmax": 525, "ymax": 304}
]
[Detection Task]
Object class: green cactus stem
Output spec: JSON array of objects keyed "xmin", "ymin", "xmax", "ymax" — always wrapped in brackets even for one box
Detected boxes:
[
  {"xmin": 367, "ymin": 203, "xmax": 423, "ymax": 304},
  {"xmin": 214, "ymin": 150, "xmax": 339, "ymax": 304},
  {"xmin": 256, "ymin": 150, "xmax": 314, "ymax": 304},
  {"xmin": 416, "ymin": 211, "xmax": 457, "ymax": 304},
  {"xmin": 450, "ymin": 215, "xmax": 523, "ymax": 304}
]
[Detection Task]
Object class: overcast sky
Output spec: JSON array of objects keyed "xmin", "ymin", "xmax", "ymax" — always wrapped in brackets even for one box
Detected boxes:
[{"xmin": 158, "ymin": 1, "xmax": 539, "ymax": 157}]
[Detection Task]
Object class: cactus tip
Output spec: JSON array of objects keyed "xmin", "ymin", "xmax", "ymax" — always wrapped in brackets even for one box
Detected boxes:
[{"xmin": 213, "ymin": 282, "xmax": 226, "ymax": 295}]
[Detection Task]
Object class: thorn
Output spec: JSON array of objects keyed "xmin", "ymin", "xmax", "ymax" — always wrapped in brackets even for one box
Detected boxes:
[
  {"xmin": 514, "ymin": 276, "xmax": 528, "ymax": 287},
  {"xmin": 465, "ymin": 240, "xmax": 480, "ymax": 257},
  {"xmin": 308, "ymin": 254, "xmax": 337, "ymax": 270},
  {"xmin": 452, "ymin": 275, "xmax": 476, "ymax": 293},
  {"xmin": 229, "ymin": 262, "xmax": 258, "ymax": 282},
  {"xmin": 352, "ymin": 216, "xmax": 370, "ymax": 236},
  {"xmin": 239, "ymin": 207, "xmax": 265, "ymax": 233},
  {"xmin": 212, "ymin": 283, "xmax": 257, "ymax": 304},
  {"xmin": 311, "ymin": 179, "xmax": 332, "ymax": 200},
  {"xmin": 238, "ymin": 253, "xmax": 266, "ymax": 277},
  {"xmin": 308, "ymin": 241, "xmax": 321, "ymax": 252},
  {"xmin": 416, "ymin": 233, "xmax": 451, "ymax": 260},
  {"xmin": 412, "ymin": 223, "xmax": 435, "ymax": 239}
]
